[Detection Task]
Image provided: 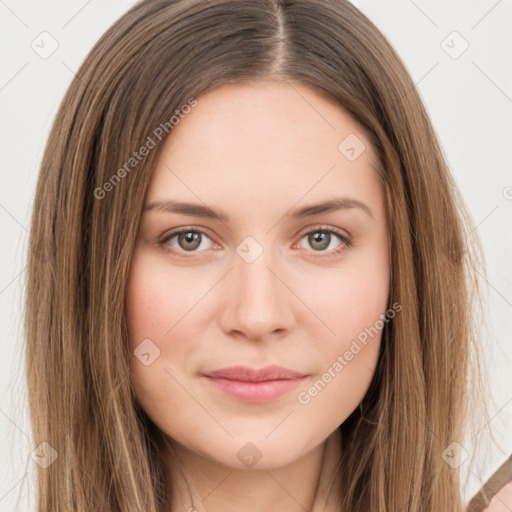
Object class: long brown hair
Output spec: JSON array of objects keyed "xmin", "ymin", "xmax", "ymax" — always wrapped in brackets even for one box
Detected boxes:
[{"xmin": 24, "ymin": 0, "xmax": 490, "ymax": 510}]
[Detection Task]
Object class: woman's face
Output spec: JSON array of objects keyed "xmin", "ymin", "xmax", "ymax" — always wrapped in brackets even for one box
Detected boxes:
[{"xmin": 126, "ymin": 81, "xmax": 390, "ymax": 469}]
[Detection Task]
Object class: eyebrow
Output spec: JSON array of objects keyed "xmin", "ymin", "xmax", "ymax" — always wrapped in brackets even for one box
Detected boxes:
[{"xmin": 143, "ymin": 197, "xmax": 375, "ymax": 222}]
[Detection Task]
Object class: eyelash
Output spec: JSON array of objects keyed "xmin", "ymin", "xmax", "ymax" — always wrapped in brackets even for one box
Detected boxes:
[{"xmin": 158, "ymin": 225, "xmax": 353, "ymax": 259}]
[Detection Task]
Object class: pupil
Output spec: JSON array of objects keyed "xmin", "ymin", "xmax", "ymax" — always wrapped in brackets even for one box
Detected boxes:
[
  {"xmin": 310, "ymin": 232, "xmax": 329, "ymax": 250},
  {"xmin": 180, "ymin": 232, "xmax": 200, "ymax": 250}
]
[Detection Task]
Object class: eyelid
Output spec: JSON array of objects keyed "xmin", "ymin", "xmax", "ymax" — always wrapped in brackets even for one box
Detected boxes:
[
  {"xmin": 294, "ymin": 224, "xmax": 352, "ymax": 241},
  {"xmin": 158, "ymin": 225, "xmax": 219, "ymax": 250},
  {"xmin": 292, "ymin": 225, "xmax": 353, "ymax": 257},
  {"xmin": 158, "ymin": 224, "xmax": 352, "ymax": 257}
]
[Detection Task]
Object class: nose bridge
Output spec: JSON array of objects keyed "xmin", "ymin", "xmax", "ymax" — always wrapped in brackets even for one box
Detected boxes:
[
  {"xmin": 221, "ymin": 237, "xmax": 293, "ymax": 338},
  {"xmin": 236, "ymin": 241, "xmax": 282, "ymax": 309},
  {"xmin": 238, "ymin": 248, "xmax": 277, "ymax": 302}
]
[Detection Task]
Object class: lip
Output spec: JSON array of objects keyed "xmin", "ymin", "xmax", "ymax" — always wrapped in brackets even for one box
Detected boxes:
[
  {"xmin": 202, "ymin": 365, "xmax": 308, "ymax": 382},
  {"xmin": 201, "ymin": 365, "xmax": 309, "ymax": 403}
]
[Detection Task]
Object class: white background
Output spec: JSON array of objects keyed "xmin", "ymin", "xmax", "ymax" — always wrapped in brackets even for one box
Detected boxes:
[{"xmin": 0, "ymin": 0, "xmax": 511, "ymax": 509}]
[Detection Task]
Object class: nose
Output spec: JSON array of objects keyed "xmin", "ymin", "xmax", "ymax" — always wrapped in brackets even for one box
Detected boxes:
[{"xmin": 218, "ymin": 246, "xmax": 296, "ymax": 341}]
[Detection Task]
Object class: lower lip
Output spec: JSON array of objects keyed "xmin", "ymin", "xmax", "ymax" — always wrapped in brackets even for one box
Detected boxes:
[{"xmin": 202, "ymin": 376, "xmax": 308, "ymax": 403}]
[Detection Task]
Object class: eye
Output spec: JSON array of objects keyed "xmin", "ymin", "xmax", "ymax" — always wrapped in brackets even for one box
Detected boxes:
[
  {"xmin": 158, "ymin": 225, "xmax": 352, "ymax": 259},
  {"xmin": 295, "ymin": 226, "xmax": 352, "ymax": 257},
  {"xmin": 158, "ymin": 227, "xmax": 216, "ymax": 257}
]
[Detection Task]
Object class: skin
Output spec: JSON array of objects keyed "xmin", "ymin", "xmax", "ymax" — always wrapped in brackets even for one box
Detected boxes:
[
  {"xmin": 126, "ymin": 81, "xmax": 391, "ymax": 512},
  {"xmin": 484, "ymin": 483, "xmax": 512, "ymax": 512}
]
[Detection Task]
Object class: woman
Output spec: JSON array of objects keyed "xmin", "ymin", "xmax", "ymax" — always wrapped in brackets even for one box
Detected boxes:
[{"xmin": 24, "ymin": 0, "xmax": 510, "ymax": 510}]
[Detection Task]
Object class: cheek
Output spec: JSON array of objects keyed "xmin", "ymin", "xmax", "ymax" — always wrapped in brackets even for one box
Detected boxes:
[
  {"xmin": 306, "ymin": 255, "xmax": 390, "ymax": 349},
  {"xmin": 125, "ymin": 255, "xmax": 201, "ymax": 437},
  {"xmin": 338, "ymin": 270, "xmax": 389, "ymax": 342},
  {"xmin": 296, "ymin": 283, "xmax": 387, "ymax": 419},
  {"xmin": 125, "ymin": 252, "xmax": 194, "ymax": 388},
  {"xmin": 295, "ymin": 251, "xmax": 389, "ymax": 411},
  {"xmin": 126, "ymin": 251, "xmax": 207, "ymax": 351}
]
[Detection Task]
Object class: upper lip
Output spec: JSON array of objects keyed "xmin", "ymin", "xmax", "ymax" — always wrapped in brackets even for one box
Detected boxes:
[{"xmin": 202, "ymin": 365, "xmax": 308, "ymax": 382}]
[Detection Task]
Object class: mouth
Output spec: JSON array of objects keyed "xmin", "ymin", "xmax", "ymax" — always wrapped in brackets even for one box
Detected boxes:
[{"xmin": 200, "ymin": 365, "xmax": 310, "ymax": 403}]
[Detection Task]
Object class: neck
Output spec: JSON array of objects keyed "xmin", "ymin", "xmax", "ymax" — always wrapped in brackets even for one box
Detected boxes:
[{"xmin": 163, "ymin": 429, "xmax": 342, "ymax": 512}]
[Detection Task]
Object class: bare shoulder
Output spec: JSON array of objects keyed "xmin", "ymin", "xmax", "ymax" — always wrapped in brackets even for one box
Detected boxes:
[
  {"xmin": 482, "ymin": 482, "xmax": 512, "ymax": 512},
  {"xmin": 465, "ymin": 455, "xmax": 512, "ymax": 512}
]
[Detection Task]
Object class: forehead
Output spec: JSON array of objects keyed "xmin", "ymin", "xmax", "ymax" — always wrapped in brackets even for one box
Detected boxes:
[
  {"xmin": 162, "ymin": 81, "xmax": 374, "ymax": 162},
  {"xmin": 145, "ymin": 82, "xmax": 383, "ymax": 218}
]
